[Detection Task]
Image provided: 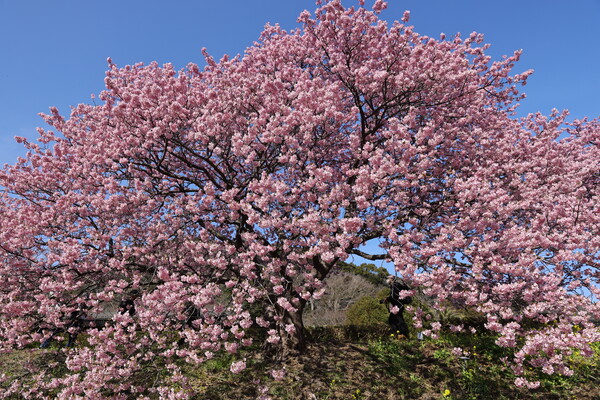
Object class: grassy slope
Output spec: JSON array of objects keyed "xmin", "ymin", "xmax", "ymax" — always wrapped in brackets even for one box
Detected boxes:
[
  {"xmin": 2, "ymin": 327, "xmax": 599, "ymax": 399},
  {"xmin": 190, "ymin": 327, "xmax": 599, "ymax": 400}
]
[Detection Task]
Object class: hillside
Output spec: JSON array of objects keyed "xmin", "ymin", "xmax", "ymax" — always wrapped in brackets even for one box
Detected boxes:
[
  {"xmin": 2, "ymin": 326, "xmax": 598, "ymax": 399},
  {"xmin": 2, "ymin": 265, "xmax": 598, "ymax": 399}
]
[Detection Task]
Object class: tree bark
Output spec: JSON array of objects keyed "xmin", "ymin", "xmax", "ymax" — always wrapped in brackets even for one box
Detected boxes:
[{"xmin": 278, "ymin": 301, "xmax": 307, "ymax": 357}]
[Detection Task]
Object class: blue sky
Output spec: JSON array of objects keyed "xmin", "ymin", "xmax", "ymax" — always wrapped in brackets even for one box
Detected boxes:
[{"xmin": 1, "ymin": 0, "xmax": 599, "ymax": 168}]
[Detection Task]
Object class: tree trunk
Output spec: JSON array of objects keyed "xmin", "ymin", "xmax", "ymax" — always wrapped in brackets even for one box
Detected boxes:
[
  {"xmin": 278, "ymin": 302, "xmax": 306, "ymax": 357},
  {"xmin": 276, "ymin": 256, "xmax": 333, "ymax": 357}
]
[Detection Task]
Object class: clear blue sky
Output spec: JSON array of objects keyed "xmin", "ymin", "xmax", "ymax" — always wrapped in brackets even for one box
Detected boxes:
[{"xmin": 1, "ymin": 0, "xmax": 599, "ymax": 167}]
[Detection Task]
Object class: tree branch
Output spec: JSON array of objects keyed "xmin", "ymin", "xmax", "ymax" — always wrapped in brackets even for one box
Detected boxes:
[{"xmin": 348, "ymin": 249, "xmax": 389, "ymax": 261}]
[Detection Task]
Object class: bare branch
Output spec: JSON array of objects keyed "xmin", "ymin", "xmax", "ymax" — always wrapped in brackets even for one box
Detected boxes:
[{"xmin": 348, "ymin": 249, "xmax": 389, "ymax": 261}]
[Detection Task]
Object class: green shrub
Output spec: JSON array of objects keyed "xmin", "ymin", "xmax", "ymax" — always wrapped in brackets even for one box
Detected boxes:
[{"xmin": 346, "ymin": 295, "xmax": 388, "ymax": 327}]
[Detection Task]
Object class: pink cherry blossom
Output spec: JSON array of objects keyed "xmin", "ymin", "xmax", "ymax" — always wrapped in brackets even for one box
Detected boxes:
[
  {"xmin": 229, "ymin": 360, "xmax": 246, "ymax": 374},
  {"xmin": 270, "ymin": 368, "xmax": 287, "ymax": 381}
]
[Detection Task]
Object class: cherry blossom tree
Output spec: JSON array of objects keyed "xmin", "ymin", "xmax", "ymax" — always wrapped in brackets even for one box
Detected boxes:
[{"xmin": 1, "ymin": 0, "xmax": 598, "ymax": 397}]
